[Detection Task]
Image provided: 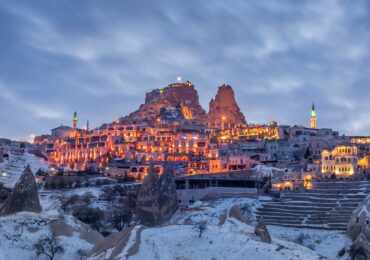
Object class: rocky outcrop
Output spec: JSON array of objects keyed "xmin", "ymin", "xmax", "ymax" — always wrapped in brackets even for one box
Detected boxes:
[
  {"xmin": 228, "ymin": 205, "xmax": 250, "ymax": 225},
  {"xmin": 349, "ymin": 233, "xmax": 370, "ymax": 260},
  {"xmin": 157, "ymin": 165, "xmax": 178, "ymax": 217},
  {"xmin": 218, "ymin": 205, "xmax": 250, "ymax": 226},
  {"xmin": 87, "ymin": 226, "xmax": 146, "ymax": 260},
  {"xmin": 88, "ymin": 227, "xmax": 133, "ymax": 259},
  {"xmin": 347, "ymin": 194, "xmax": 370, "ymax": 259},
  {"xmin": 0, "ymin": 165, "xmax": 42, "ymax": 216},
  {"xmin": 49, "ymin": 220, "xmax": 74, "ymax": 237},
  {"xmin": 135, "ymin": 165, "xmax": 160, "ymax": 225},
  {"xmin": 206, "ymin": 84, "xmax": 246, "ymax": 125},
  {"xmin": 136, "ymin": 165, "xmax": 178, "ymax": 226},
  {"xmin": 254, "ymin": 217, "xmax": 272, "ymax": 243},
  {"xmin": 347, "ymin": 194, "xmax": 370, "ymax": 241},
  {"xmin": 126, "ymin": 81, "xmax": 205, "ymax": 121},
  {"xmin": 80, "ymin": 230, "xmax": 104, "ymax": 245},
  {"xmin": 50, "ymin": 219, "xmax": 104, "ymax": 244}
]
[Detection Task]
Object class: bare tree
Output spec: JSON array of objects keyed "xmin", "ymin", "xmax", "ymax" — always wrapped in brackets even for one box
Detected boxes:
[
  {"xmin": 349, "ymin": 243, "xmax": 368, "ymax": 260},
  {"xmin": 33, "ymin": 234, "xmax": 65, "ymax": 260},
  {"xmin": 127, "ymin": 192, "xmax": 137, "ymax": 212},
  {"xmin": 76, "ymin": 248, "xmax": 88, "ymax": 260},
  {"xmin": 73, "ymin": 206, "xmax": 103, "ymax": 231},
  {"xmin": 111, "ymin": 209, "xmax": 133, "ymax": 231},
  {"xmin": 197, "ymin": 222, "xmax": 207, "ymax": 238}
]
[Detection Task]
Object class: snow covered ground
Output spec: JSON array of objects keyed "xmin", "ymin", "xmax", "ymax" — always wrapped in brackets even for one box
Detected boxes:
[
  {"xmin": 268, "ymin": 225, "xmax": 351, "ymax": 260},
  {"xmin": 0, "ymin": 185, "xmax": 105, "ymax": 260},
  {"xmin": 0, "ymin": 152, "xmax": 48, "ymax": 188},
  {"xmin": 170, "ymin": 198, "xmax": 351, "ymax": 260},
  {"xmin": 0, "ymin": 181, "xmax": 352, "ymax": 259},
  {"xmin": 129, "ymin": 220, "xmax": 323, "ymax": 260},
  {"xmin": 0, "ymin": 212, "xmax": 93, "ymax": 260},
  {"xmin": 170, "ymin": 198, "xmax": 261, "ymax": 225},
  {"xmin": 89, "ymin": 197, "xmax": 352, "ymax": 259}
]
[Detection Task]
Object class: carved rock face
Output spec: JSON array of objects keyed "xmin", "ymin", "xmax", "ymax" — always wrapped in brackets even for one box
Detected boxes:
[
  {"xmin": 347, "ymin": 194, "xmax": 370, "ymax": 242},
  {"xmin": 207, "ymin": 84, "xmax": 246, "ymax": 125},
  {"xmin": 136, "ymin": 165, "xmax": 178, "ymax": 226},
  {"xmin": 0, "ymin": 165, "xmax": 42, "ymax": 216}
]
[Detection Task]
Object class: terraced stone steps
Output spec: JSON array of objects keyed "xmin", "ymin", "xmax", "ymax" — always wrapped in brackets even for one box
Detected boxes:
[{"xmin": 256, "ymin": 181, "xmax": 370, "ymax": 230}]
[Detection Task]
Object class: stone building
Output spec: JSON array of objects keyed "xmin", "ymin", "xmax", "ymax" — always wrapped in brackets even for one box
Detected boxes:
[{"xmin": 321, "ymin": 145, "xmax": 359, "ymax": 177}]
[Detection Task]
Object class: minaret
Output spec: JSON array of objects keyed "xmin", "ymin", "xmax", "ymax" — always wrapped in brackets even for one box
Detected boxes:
[
  {"xmin": 72, "ymin": 111, "xmax": 78, "ymax": 165},
  {"xmin": 86, "ymin": 119, "xmax": 89, "ymax": 132},
  {"xmin": 73, "ymin": 111, "xmax": 78, "ymax": 130},
  {"xmin": 310, "ymin": 102, "xmax": 316, "ymax": 129}
]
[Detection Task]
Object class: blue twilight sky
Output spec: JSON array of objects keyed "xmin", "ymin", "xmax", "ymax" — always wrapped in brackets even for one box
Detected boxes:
[{"xmin": 1, "ymin": 0, "xmax": 370, "ymax": 140}]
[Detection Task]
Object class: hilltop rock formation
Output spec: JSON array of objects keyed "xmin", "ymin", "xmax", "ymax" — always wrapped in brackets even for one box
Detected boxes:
[
  {"xmin": 347, "ymin": 194, "xmax": 370, "ymax": 241},
  {"xmin": 206, "ymin": 84, "xmax": 246, "ymax": 125},
  {"xmin": 0, "ymin": 165, "xmax": 42, "ymax": 216},
  {"xmin": 126, "ymin": 81, "xmax": 205, "ymax": 121},
  {"xmin": 136, "ymin": 165, "xmax": 178, "ymax": 226}
]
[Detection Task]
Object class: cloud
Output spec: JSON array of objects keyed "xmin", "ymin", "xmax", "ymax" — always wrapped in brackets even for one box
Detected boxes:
[
  {"xmin": 0, "ymin": 0, "xmax": 370, "ymax": 139},
  {"xmin": 0, "ymin": 82, "xmax": 65, "ymax": 119}
]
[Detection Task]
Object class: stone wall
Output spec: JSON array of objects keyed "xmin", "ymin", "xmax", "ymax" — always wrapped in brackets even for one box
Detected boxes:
[{"xmin": 177, "ymin": 187, "xmax": 258, "ymax": 206}]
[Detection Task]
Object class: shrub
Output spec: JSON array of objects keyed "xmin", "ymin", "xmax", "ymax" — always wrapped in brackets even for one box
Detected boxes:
[
  {"xmin": 0, "ymin": 186, "xmax": 10, "ymax": 202},
  {"xmin": 349, "ymin": 243, "xmax": 367, "ymax": 260},
  {"xmin": 294, "ymin": 233, "xmax": 309, "ymax": 245},
  {"xmin": 73, "ymin": 206, "xmax": 103, "ymax": 230},
  {"xmin": 196, "ymin": 222, "xmax": 207, "ymax": 238},
  {"xmin": 337, "ymin": 247, "xmax": 346, "ymax": 258},
  {"xmin": 33, "ymin": 234, "xmax": 64, "ymax": 260},
  {"xmin": 76, "ymin": 248, "xmax": 88, "ymax": 260},
  {"xmin": 110, "ymin": 209, "xmax": 133, "ymax": 231},
  {"xmin": 61, "ymin": 194, "xmax": 80, "ymax": 211}
]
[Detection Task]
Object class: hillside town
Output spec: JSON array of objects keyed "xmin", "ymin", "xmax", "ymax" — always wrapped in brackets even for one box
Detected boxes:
[
  {"xmin": 1, "ymin": 81, "xmax": 370, "ymax": 259},
  {"xmin": 2, "ymin": 1, "xmax": 370, "ymax": 259},
  {"xmin": 32, "ymin": 81, "xmax": 370, "ymax": 187}
]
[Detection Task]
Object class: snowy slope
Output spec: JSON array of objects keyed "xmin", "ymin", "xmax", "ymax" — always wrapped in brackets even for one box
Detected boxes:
[
  {"xmin": 0, "ymin": 193, "xmax": 350, "ymax": 260},
  {"xmin": 268, "ymin": 225, "xmax": 351, "ymax": 260},
  {"xmin": 170, "ymin": 198, "xmax": 260, "ymax": 225},
  {"xmin": 0, "ymin": 152, "xmax": 48, "ymax": 188},
  {"xmin": 88, "ymin": 198, "xmax": 329, "ymax": 259},
  {"xmin": 88, "ymin": 217, "xmax": 323, "ymax": 260},
  {"xmin": 0, "ymin": 213, "xmax": 93, "ymax": 260},
  {"xmin": 131, "ymin": 221, "xmax": 322, "ymax": 260}
]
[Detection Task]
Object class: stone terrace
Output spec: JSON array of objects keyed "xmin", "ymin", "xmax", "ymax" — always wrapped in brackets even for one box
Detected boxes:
[{"xmin": 256, "ymin": 181, "xmax": 370, "ymax": 230}]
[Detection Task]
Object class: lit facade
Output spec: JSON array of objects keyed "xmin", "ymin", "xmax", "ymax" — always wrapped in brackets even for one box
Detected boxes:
[{"xmin": 321, "ymin": 146, "xmax": 359, "ymax": 177}]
